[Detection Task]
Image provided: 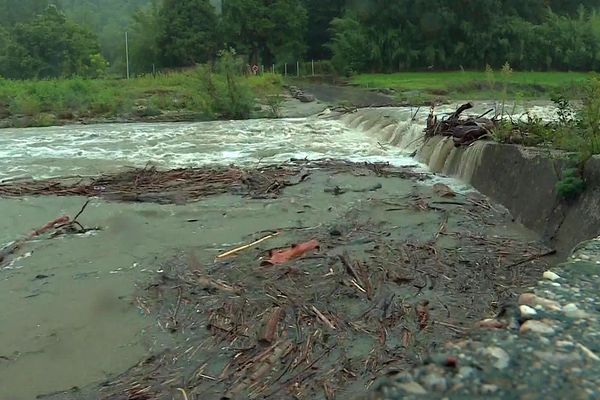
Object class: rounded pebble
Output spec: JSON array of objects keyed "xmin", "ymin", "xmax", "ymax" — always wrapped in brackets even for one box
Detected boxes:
[
  {"xmin": 519, "ymin": 305, "xmax": 537, "ymax": 319},
  {"xmin": 543, "ymin": 271, "xmax": 561, "ymax": 281},
  {"xmin": 520, "ymin": 320, "xmax": 556, "ymax": 335}
]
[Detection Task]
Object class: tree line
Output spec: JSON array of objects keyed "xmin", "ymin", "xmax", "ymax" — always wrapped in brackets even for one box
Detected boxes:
[{"xmin": 1, "ymin": 0, "xmax": 600, "ymax": 80}]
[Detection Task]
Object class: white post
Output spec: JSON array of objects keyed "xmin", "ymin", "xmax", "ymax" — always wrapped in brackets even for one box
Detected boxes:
[
  {"xmin": 272, "ymin": 64, "xmax": 275, "ymax": 74},
  {"xmin": 296, "ymin": 61, "xmax": 300, "ymax": 77},
  {"xmin": 284, "ymin": 63, "xmax": 287, "ymax": 76},
  {"xmin": 125, "ymin": 32, "xmax": 130, "ymax": 79},
  {"xmin": 312, "ymin": 60, "xmax": 315, "ymax": 76}
]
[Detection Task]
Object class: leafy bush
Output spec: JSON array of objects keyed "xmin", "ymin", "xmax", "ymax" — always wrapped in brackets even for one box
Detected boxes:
[
  {"xmin": 556, "ymin": 166, "xmax": 586, "ymax": 200},
  {"xmin": 0, "ymin": 64, "xmax": 282, "ymax": 126},
  {"xmin": 10, "ymin": 93, "xmax": 41, "ymax": 115},
  {"xmin": 34, "ymin": 112, "xmax": 58, "ymax": 127},
  {"xmin": 199, "ymin": 49, "xmax": 254, "ymax": 119}
]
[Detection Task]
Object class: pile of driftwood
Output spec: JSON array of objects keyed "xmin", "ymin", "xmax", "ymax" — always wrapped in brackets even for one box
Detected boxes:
[
  {"xmin": 425, "ymin": 102, "xmax": 496, "ymax": 146},
  {"xmin": 0, "ymin": 161, "xmax": 427, "ymax": 205}
]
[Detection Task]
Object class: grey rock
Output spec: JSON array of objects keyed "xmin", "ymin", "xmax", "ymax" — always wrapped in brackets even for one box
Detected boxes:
[
  {"xmin": 481, "ymin": 384, "xmax": 499, "ymax": 395},
  {"xmin": 422, "ymin": 374, "xmax": 447, "ymax": 392},
  {"xmin": 297, "ymin": 93, "xmax": 316, "ymax": 103},
  {"xmin": 520, "ymin": 320, "xmax": 556, "ymax": 335},
  {"xmin": 398, "ymin": 381, "xmax": 427, "ymax": 395},
  {"xmin": 481, "ymin": 346, "xmax": 510, "ymax": 369}
]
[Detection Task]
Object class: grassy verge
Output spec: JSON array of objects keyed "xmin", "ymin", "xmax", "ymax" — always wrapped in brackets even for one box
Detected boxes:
[
  {"xmin": 351, "ymin": 71, "xmax": 591, "ymax": 104},
  {"xmin": 0, "ymin": 69, "xmax": 283, "ymax": 128}
]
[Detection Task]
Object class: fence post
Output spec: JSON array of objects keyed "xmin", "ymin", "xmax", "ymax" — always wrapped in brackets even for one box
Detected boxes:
[
  {"xmin": 312, "ymin": 60, "xmax": 315, "ymax": 76},
  {"xmin": 296, "ymin": 61, "xmax": 300, "ymax": 77},
  {"xmin": 284, "ymin": 63, "xmax": 287, "ymax": 77},
  {"xmin": 272, "ymin": 64, "xmax": 275, "ymax": 74}
]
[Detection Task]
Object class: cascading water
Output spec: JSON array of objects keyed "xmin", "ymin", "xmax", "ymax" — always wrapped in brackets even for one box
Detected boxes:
[{"xmin": 339, "ymin": 102, "xmax": 559, "ymax": 184}]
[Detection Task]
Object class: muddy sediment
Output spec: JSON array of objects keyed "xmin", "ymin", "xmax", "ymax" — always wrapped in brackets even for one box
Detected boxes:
[{"xmin": 18, "ymin": 161, "xmax": 553, "ymax": 400}]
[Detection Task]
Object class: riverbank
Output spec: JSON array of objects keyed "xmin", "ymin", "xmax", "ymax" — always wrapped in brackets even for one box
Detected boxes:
[
  {"xmin": 11, "ymin": 160, "xmax": 550, "ymax": 400},
  {"xmin": 0, "ymin": 70, "xmax": 283, "ymax": 128},
  {"xmin": 367, "ymin": 236, "xmax": 600, "ymax": 400},
  {"xmin": 350, "ymin": 71, "xmax": 591, "ymax": 105},
  {"xmin": 1, "ymin": 108, "xmax": 597, "ymax": 399}
]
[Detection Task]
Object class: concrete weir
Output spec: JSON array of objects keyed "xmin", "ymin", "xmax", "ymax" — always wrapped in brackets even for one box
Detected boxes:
[
  {"xmin": 340, "ymin": 109, "xmax": 600, "ymax": 400},
  {"xmin": 339, "ymin": 107, "xmax": 600, "ymax": 256}
]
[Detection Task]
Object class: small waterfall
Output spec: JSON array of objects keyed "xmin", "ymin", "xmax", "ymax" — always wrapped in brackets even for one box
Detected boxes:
[
  {"xmin": 427, "ymin": 137, "xmax": 455, "ymax": 173},
  {"xmin": 393, "ymin": 121, "xmax": 426, "ymax": 152},
  {"xmin": 339, "ymin": 112, "xmax": 363, "ymax": 128},
  {"xmin": 375, "ymin": 124, "xmax": 397, "ymax": 142},
  {"xmin": 335, "ymin": 109, "xmax": 428, "ymax": 154},
  {"xmin": 442, "ymin": 147, "xmax": 464, "ymax": 176},
  {"xmin": 455, "ymin": 142, "xmax": 486, "ymax": 182},
  {"xmin": 417, "ymin": 136, "xmax": 444, "ymax": 165},
  {"xmin": 348, "ymin": 115, "xmax": 366, "ymax": 129}
]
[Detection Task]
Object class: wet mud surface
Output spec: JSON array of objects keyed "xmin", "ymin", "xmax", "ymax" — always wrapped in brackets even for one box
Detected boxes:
[{"xmin": 20, "ymin": 161, "xmax": 553, "ymax": 400}]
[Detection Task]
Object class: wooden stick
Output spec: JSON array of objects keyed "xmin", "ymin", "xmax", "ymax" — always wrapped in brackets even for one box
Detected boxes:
[
  {"xmin": 176, "ymin": 388, "xmax": 189, "ymax": 400},
  {"xmin": 311, "ymin": 306, "xmax": 336, "ymax": 330},
  {"xmin": 259, "ymin": 307, "xmax": 285, "ymax": 344},
  {"xmin": 216, "ymin": 232, "xmax": 280, "ymax": 259}
]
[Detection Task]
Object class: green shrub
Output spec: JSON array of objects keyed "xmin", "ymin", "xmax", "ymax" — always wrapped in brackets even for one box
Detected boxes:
[
  {"xmin": 556, "ymin": 173, "xmax": 586, "ymax": 200},
  {"xmin": 10, "ymin": 94, "xmax": 41, "ymax": 115},
  {"xmin": 201, "ymin": 49, "xmax": 254, "ymax": 119},
  {"xmin": 34, "ymin": 112, "xmax": 58, "ymax": 127}
]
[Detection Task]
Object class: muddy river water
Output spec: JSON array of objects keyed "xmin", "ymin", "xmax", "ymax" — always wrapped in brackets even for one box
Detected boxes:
[{"xmin": 0, "ymin": 109, "xmax": 548, "ymax": 399}]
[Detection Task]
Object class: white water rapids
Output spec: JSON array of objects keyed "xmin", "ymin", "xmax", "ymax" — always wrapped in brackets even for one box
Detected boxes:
[
  {"xmin": 0, "ymin": 117, "xmax": 418, "ymax": 182},
  {"xmin": 0, "ymin": 102, "xmax": 558, "ymax": 182}
]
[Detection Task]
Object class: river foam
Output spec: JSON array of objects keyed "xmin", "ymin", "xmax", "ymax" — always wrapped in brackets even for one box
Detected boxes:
[{"xmin": 0, "ymin": 117, "xmax": 419, "ymax": 181}]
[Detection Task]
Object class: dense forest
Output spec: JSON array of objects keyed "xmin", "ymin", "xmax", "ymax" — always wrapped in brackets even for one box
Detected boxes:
[{"xmin": 1, "ymin": 0, "xmax": 600, "ymax": 79}]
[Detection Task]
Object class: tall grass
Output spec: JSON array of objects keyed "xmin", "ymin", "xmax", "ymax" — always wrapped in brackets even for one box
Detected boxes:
[{"xmin": 0, "ymin": 68, "xmax": 283, "ymax": 127}]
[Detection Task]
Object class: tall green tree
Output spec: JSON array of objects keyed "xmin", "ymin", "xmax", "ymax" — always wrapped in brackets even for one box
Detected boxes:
[
  {"xmin": 0, "ymin": 0, "xmax": 50, "ymax": 25},
  {"xmin": 329, "ymin": 0, "xmax": 600, "ymax": 73},
  {"xmin": 300, "ymin": 0, "xmax": 345, "ymax": 60},
  {"xmin": 0, "ymin": 5, "xmax": 106, "ymax": 79},
  {"xmin": 157, "ymin": 0, "xmax": 219, "ymax": 67},
  {"xmin": 129, "ymin": 0, "xmax": 161, "ymax": 73},
  {"xmin": 58, "ymin": 0, "xmax": 153, "ymax": 70},
  {"xmin": 221, "ymin": 0, "xmax": 307, "ymax": 65}
]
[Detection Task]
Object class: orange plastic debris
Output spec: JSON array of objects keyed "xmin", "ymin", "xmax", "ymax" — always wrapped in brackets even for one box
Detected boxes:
[{"xmin": 264, "ymin": 239, "xmax": 320, "ymax": 265}]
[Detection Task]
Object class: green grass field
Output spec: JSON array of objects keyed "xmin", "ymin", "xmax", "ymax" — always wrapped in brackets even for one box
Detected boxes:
[
  {"xmin": 351, "ymin": 71, "xmax": 592, "ymax": 101},
  {"xmin": 0, "ymin": 70, "xmax": 282, "ymax": 127}
]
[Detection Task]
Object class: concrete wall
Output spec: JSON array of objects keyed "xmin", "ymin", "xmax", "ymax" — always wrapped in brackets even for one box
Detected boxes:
[
  {"xmin": 339, "ymin": 108, "xmax": 600, "ymax": 256},
  {"xmin": 426, "ymin": 142, "xmax": 600, "ymax": 255}
]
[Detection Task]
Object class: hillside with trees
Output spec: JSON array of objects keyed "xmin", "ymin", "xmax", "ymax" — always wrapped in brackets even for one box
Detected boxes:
[{"xmin": 2, "ymin": 0, "xmax": 600, "ymax": 80}]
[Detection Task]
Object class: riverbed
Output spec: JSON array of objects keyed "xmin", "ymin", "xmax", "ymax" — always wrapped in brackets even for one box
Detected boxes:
[{"xmin": 0, "ymin": 111, "xmax": 550, "ymax": 399}]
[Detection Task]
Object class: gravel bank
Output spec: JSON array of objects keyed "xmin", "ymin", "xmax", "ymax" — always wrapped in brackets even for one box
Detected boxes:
[{"xmin": 367, "ymin": 237, "xmax": 600, "ymax": 400}]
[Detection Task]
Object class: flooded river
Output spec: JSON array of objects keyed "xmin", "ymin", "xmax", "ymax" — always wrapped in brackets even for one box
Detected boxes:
[{"xmin": 0, "ymin": 109, "xmax": 547, "ymax": 399}]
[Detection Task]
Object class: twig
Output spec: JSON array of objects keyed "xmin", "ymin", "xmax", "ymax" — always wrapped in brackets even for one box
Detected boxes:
[
  {"xmin": 435, "ymin": 321, "xmax": 465, "ymax": 333},
  {"xmin": 259, "ymin": 307, "xmax": 285, "ymax": 344},
  {"xmin": 476, "ymin": 108, "xmax": 495, "ymax": 119},
  {"xmin": 505, "ymin": 249, "xmax": 556, "ymax": 268},
  {"xmin": 411, "ymin": 106, "xmax": 421, "ymax": 121},
  {"xmin": 216, "ymin": 232, "xmax": 280, "ymax": 259},
  {"xmin": 311, "ymin": 306, "xmax": 336, "ymax": 330},
  {"xmin": 176, "ymin": 388, "xmax": 189, "ymax": 400},
  {"xmin": 72, "ymin": 199, "xmax": 91, "ymax": 222}
]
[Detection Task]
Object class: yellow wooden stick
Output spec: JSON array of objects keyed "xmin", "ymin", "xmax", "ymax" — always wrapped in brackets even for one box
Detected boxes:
[{"xmin": 216, "ymin": 232, "xmax": 280, "ymax": 259}]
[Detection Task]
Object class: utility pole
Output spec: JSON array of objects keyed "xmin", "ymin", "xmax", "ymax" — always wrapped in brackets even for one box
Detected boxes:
[{"xmin": 125, "ymin": 32, "xmax": 130, "ymax": 79}]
